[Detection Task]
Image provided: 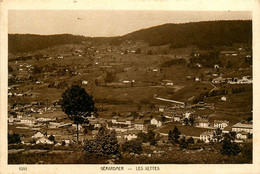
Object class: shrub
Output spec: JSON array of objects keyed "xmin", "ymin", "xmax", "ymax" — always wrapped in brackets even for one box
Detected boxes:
[
  {"xmin": 122, "ymin": 140, "xmax": 143, "ymax": 154},
  {"xmin": 8, "ymin": 133, "xmax": 21, "ymax": 144},
  {"xmin": 221, "ymin": 134, "xmax": 241, "ymax": 156},
  {"xmin": 83, "ymin": 127, "xmax": 120, "ymax": 157}
]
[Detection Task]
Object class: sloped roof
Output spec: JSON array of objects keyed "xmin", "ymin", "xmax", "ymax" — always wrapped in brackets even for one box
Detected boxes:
[
  {"xmin": 232, "ymin": 123, "xmax": 253, "ymax": 129},
  {"xmin": 237, "ymin": 131, "xmax": 249, "ymax": 135},
  {"xmin": 135, "ymin": 119, "xmax": 145, "ymax": 124},
  {"xmin": 124, "ymin": 130, "xmax": 140, "ymax": 135},
  {"xmin": 213, "ymin": 120, "xmax": 229, "ymax": 124},
  {"xmin": 196, "ymin": 119, "xmax": 210, "ymax": 123},
  {"xmin": 223, "ymin": 125, "xmax": 232, "ymax": 131},
  {"xmin": 117, "ymin": 118, "xmax": 127, "ymax": 122},
  {"xmin": 200, "ymin": 131, "xmax": 214, "ymax": 136}
]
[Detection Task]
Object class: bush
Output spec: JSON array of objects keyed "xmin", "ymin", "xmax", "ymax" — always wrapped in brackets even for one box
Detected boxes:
[
  {"xmin": 135, "ymin": 48, "xmax": 141, "ymax": 54},
  {"xmin": 187, "ymin": 137, "xmax": 194, "ymax": 144},
  {"xmin": 221, "ymin": 134, "xmax": 241, "ymax": 156},
  {"xmin": 8, "ymin": 133, "xmax": 21, "ymax": 144},
  {"xmin": 179, "ymin": 136, "xmax": 189, "ymax": 149},
  {"xmin": 83, "ymin": 127, "xmax": 120, "ymax": 157},
  {"xmin": 122, "ymin": 140, "xmax": 143, "ymax": 154},
  {"xmin": 241, "ymin": 143, "xmax": 252, "ymax": 161},
  {"xmin": 168, "ymin": 126, "xmax": 181, "ymax": 145},
  {"xmin": 137, "ymin": 130, "xmax": 158, "ymax": 145}
]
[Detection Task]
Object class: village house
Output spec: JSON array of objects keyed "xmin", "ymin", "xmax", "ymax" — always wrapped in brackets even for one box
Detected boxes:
[
  {"xmin": 196, "ymin": 119, "xmax": 210, "ymax": 128},
  {"xmin": 186, "ymin": 75, "xmax": 192, "ymax": 80},
  {"xmin": 8, "ymin": 115, "xmax": 14, "ymax": 123},
  {"xmin": 161, "ymin": 80, "xmax": 174, "ymax": 86},
  {"xmin": 200, "ymin": 130, "xmax": 215, "ymax": 143},
  {"xmin": 192, "ymin": 102, "xmax": 206, "ymax": 109},
  {"xmin": 236, "ymin": 131, "xmax": 249, "ymax": 140},
  {"xmin": 194, "ymin": 77, "xmax": 201, "ymax": 82},
  {"xmin": 198, "ymin": 114, "xmax": 209, "ymax": 119},
  {"xmin": 63, "ymin": 139, "xmax": 76, "ymax": 146},
  {"xmin": 173, "ymin": 115, "xmax": 182, "ymax": 122},
  {"xmin": 48, "ymin": 122, "xmax": 62, "ymax": 128},
  {"xmin": 72, "ymin": 124, "xmax": 83, "ymax": 131},
  {"xmin": 227, "ymin": 76, "xmax": 252, "ymax": 85},
  {"xmin": 213, "ymin": 120, "xmax": 229, "ymax": 129},
  {"xmin": 37, "ymin": 117, "xmax": 53, "ymax": 122},
  {"xmin": 32, "ymin": 132, "xmax": 45, "ymax": 139},
  {"xmin": 112, "ymin": 116, "xmax": 120, "ymax": 123},
  {"xmin": 36, "ymin": 137, "xmax": 53, "ymax": 145},
  {"xmin": 116, "ymin": 118, "xmax": 128, "ymax": 125},
  {"xmin": 93, "ymin": 120, "xmax": 107, "ymax": 128},
  {"xmin": 126, "ymin": 117, "xmax": 135, "ymax": 125},
  {"xmin": 221, "ymin": 96, "xmax": 227, "ymax": 102},
  {"xmin": 82, "ymin": 80, "xmax": 88, "ymax": 85},
  {"xmin": 158, "ymin": 105, "xmax": 167, "ymax": 112},
  {"xmin": 150, "ymin": 117, "xmax": 163, "ymax": 128},
  {"xmin": 232, "ymin": 122, "xmax": 253, "ymax": 134},
  {"xmin": 124, "ymin": 130, "xmax": 140, "ymax": 141},
  {"xmin": 220, "ymin": 50, "xmax": 238, "ymax": 56},
  {"xmin": 108, "ymin": 127, "xmax": 129, "ymax": 133},
  {"xmin": 240, "ymin": 76, "xmax": 252, "ymax": 84},
  {"xmin": 212, "ymin": 77, "xmax": 226, "ymax": 84},
  {"xmin": 134, "ymin": 120, "xmax": 147, "ymax": 131},
  {"xmin": 184, "ymin": 112, "xmax": 192, "ymax": 119},
  {"xmin": 20, "ymin": 116, "xmax": 36, "ymax": 125}
]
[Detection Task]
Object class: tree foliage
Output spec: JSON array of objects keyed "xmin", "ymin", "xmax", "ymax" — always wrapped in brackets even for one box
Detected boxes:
[
  {"xmin": 8, "ymin": 133, "xmax": 21, "ymax": 144},
  {"xmin": 187, "ymin": 137, "xmax": 194, "ymax": 144},
  {"xmin": 61, "ymin": 85, "xmax": 96, "ymax": 141},
  {"xmin": 137, "ymin": 130, "xmax": 158, "ymax": 145},
  {"xmin": 179, "ymin": 136, "xmax": 189, "ymax": 149},
  {"xmin": 9, "ymin": 34, "xmax": 86, "ymax": 53},
  {"xmin": 213, "ymin": 128, "xmax": 223, "ymax": 143},
  {"xmin": 221, "ymin": 133, "xmax": 241, "ymax": 156},
  {"xmin": 168, "ymin": 126, "xmax": 181, "ymax": 145},
  {"xmin": 48, "ymin": 135, "xmax": 55, "ymax": 142},
  {"xmin": 122, "ymin": 140, "xmax": 143, "ymax": 154},
  {"xmin": 61, "ymin": 85, "xmax": 96, "ymax": 123},
  {"xmin": 123, "ymin": 20, "xmax": 252, "ymax": 48},
  {"xmin": 83, "ymin": 127, "xmax": 120, "ymax": 157}
]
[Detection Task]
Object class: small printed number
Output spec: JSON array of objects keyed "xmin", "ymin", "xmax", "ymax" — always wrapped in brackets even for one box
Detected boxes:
[{"xmin": 19, "ymin": 167, "xmax": 27, "ymax": 171}]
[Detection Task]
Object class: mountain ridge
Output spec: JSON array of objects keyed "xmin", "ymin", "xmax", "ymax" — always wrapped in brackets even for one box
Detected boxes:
[{"xmin": 8, "ymin": 20, "xmax": 252, "ymax": 53}]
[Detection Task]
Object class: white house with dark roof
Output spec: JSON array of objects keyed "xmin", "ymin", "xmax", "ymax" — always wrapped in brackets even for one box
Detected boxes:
[
  {"xmin": 150, "ymin": 117, "xmax": 162, "ymax": 127},
  {"xmin": 196, "ymin": 119, "xmax": 210, "ymax": 128},
  {"xmin": 232, "ymin": 122, "xmax": 253, "ymax": 134},
  {"xmin": 200, "ymin": 131, "xmax": 215, "ymax": 143},
  {"xmin": 134, "ymin": 120, "xmax": 146, "ymax": 131},
  {"xmin": 213, "ymin": 120, "xmax": 229, "ymax": 129}
]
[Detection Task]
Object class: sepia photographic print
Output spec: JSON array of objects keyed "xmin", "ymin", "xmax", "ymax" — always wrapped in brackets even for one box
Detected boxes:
[{"xmin": 1, "ymin": 0, "xmax": 260, "ymax": 173}]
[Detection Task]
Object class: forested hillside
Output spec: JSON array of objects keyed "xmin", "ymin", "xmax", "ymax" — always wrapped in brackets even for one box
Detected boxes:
[
  {"xmin": 8, "ymin": 34, "xmax": 86, "ymax": 53},
  {"xmin": 122, "ymin": 20, "xmax": 252, "ymax": 48},
  {"xmin": 8, "ymin": 20, "xmax": 252, "ymax": 53}
]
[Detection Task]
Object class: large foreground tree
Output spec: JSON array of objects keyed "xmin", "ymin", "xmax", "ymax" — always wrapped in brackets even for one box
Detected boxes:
[{"xmin": 61, "ymin": 85, "xmax": 97, "ymax": 142}]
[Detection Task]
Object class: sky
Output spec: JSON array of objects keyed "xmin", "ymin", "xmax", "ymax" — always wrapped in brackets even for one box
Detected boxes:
[{"xmin": 8, "ymin": 10, "xmax": 252, "ymax": 37}]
